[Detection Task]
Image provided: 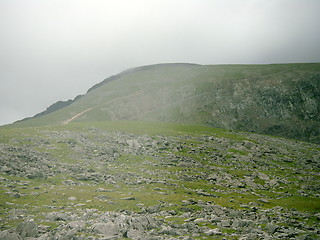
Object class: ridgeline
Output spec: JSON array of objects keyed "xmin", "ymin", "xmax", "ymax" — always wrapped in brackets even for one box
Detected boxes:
[{"xmin": 14, "ymin": 63, "xmax": 320, "ymax": 143}]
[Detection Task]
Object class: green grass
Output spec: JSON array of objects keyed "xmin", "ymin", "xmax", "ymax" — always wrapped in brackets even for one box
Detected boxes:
[
  {"xmin": 0, "ymin": 120, "xmax": 319, "ymax": 233},
  {"xmin": 269, "ymin": 196, "xmax": 320, "ymax": 212}
]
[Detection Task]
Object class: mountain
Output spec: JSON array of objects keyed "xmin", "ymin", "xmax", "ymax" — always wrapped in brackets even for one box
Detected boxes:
[
  {"xmin": 1, "ymin": 63, "xmax": 320, "ymax": 239},
  {"xmin": 13, "ymin": 63, "xmax": 320, "ymax": 143}
]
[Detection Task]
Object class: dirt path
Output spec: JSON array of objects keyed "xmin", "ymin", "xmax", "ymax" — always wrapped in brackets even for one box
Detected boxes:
[
  {"xmin": 62, "ymin": 107, "xmax": 96, "ymax": 125},
  {"xmin": 62, "ymin": 91, "xmax": 143, "ymax": 125}
]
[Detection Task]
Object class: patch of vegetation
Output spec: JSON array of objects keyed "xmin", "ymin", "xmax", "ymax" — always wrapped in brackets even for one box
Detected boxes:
[{"xmin": 0, "ymin": 120, "xmax": 319, "ymax": 238}]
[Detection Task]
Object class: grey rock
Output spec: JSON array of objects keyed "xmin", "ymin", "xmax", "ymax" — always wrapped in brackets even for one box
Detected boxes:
[
  {"xmin": 129, "ymin": 216, "xmax": 157, "ymax": 230},
  {"xmin": 194, "ymin": 218, "xmax": 206, "ymax": 224},
  {"xmin": 127, "ymin": 139, "xmax": 141, "ymax": 150},
  {"xmin": 265, "ymin": 223, "xmax": 279, "ymax": 234},
  {"xmin": 124, "ymin": 229, "xmax": 144, "ymax": 239},
  {"xmin": 46, "ymin": 212, "xmax": 68, "ymax": 221},
  {"xmin": 97, "ymin": 187, "xmax": 110, "ymax": 192},
  {"xmin": 91, "ymin": 212, "xmax": 159, "ymax": 238},
  {"xmin": 268, "ymin": 178, "xmax": 279, "ymax": 187},
  {"xmin": 11, "ymin": 193, "xmax": 21, "ymax": 198},
  {"xmin": 42, "ymin": 229, "xmax": 76, "ymax": 240},
  {"xmin": 196, "ymin": 189, "xmax": 214, "ymax": 197},
  {"xmin": 1, "ymin": 166, "xmax": 12, "ymax": 174},
  {"xmin": 16, "ymin": 220, "xmax": 38, "ymax": 238},
  {"xmin": 66, "ymin": 221, "xmax": 85, "ymax": 231},
  {"xmin": 121, "ymin": 197, "xmax": 136, "ymax": 200},
  {"xmin": 205, "ymin": 228, "xmax": 222, "ymax": 236},
  {"xmin": 37, "ymin": 233, "xmax": 51, "ymax": 240},
  {"xmin": 232, "ymin": 219, "xmax": 254, "ymax": 229},
  {"xmin": 0, "ymin": 230, "xmax": 22, "ymax": 240},
  {"xmin": 92, "ymin": 222, "xmax": 121, "ymax": 237},
  {"xmin": 296, "ymin": 234, "xmax": 317, "ymax": 240},
  {"xmin": 26, "ymin": 171, "xmax": 46, "ymax": 179},
  {"xmin": 159, "ymin": 226, "xmax": 179, "ymax": 236},
  {"xmin": 212, "ymin": 206, "xmax": 225, "ymax": 216},
  {"xmin": 219, "ymin": 220, "xmax": 231, "ymax": 228},
  {"xmin": 258, "ymin": 198, "xmax": 269, "ymax": 203},
  {"xmin": 146, "ymin": 205, "xmax": 161, "ymax": 214}
]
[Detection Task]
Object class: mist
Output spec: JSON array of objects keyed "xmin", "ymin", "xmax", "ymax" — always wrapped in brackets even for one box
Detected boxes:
[{"xmin": 1, "ymin": 0, "xmax": 320, "ymax": 125}]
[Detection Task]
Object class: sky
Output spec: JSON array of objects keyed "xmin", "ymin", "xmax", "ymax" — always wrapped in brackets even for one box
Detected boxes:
[{"xmin": 1, "ymin": 0, "xmax": 320, "ymax": 126}]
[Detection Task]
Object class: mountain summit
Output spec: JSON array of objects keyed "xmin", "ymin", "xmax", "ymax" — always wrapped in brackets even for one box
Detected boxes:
[{"xmin": 15, "ymin": 63, "xmax": 320, "ymax": 143}]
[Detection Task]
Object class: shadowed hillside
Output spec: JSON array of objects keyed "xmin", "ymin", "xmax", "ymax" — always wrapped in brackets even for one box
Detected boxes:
[{"xmin": 14, "ymin": 63, "xmax": 320, "ymax": 143}]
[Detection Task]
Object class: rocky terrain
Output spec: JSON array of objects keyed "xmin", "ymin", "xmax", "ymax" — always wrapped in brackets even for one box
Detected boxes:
[{"xmin": 0, "ymin": 121, "xmax": 319, "ymax": 239}]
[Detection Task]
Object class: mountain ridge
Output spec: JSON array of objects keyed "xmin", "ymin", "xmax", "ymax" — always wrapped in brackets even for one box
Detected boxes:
[{"xmin": 12, "ymin": 63, "xmax": 320, "ymax": 143}]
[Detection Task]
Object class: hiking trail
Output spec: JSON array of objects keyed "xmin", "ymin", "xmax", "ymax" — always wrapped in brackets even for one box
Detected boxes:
[{"xmin": 62, "ymin": 91, "xmax": 143, "ymax": 125}]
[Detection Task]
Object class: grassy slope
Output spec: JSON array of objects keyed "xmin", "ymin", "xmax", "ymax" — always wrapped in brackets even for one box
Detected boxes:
[
  {"xmin": 11, "ymin": 63, "xmax": 320, "ymax": 143},
  {"xmin": 0, "ymin": 121, "xmax": 319, "ymax": 238}
]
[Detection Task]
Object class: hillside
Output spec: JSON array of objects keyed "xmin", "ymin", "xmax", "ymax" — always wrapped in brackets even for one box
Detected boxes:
[
  {"xmin": 0, "ymin": 121, "xmax": 319, "ymax": 239},
  {"xmin": 13, "ymin": 63, "xmax": 320, "ymax": 143}
]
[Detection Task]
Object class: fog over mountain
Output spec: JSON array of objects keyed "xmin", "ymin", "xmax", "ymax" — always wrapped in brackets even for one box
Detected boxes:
[
  {"xmin": 1, "ymin": 0, "xmax": 320, "ymax": 126},
  {"xmin": 14, "ymin": 63, "xmax": 320, "ymax": 144}
]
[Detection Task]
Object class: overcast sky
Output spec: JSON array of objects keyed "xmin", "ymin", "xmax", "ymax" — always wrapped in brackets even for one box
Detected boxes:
[{"xmin": 1, "ymin": 0, "xmax": 320, "ymax": 126}]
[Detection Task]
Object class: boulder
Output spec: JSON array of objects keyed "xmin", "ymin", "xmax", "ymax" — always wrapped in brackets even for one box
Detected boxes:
[
  {"xmin": 265, "ymin": 223, "xmax": 279, "ymax": 234},
  {"xmin": 205, "ymin": 228, "xmax": 222, "ymax": 236},
  {"xmin": 146, "ymin": 205, "xmax": 161, "ymax": 214},
  {"xmin": 0, "ymin": 230, "xmax": 22, "ymax": 240},
  {"xmin": 219, "ymin": 220, "xmax": 231, "ymax": 228},
  {"xmin": 26, "ymin": 171, "xmax": 46, "ymax": 179},
  {"xmin": 296, "ymin": 234, "xmax": 317, "ymax": 240},
  {"xmin": 92, "ymin": 222, "xmax": 121, "ymax": 237},
  {"xmin": 46, "ymin": 212, "xmax": 68, "ymax": 221},
  {"xmin": 257, "ymin": 172, "xmax": 270, "ymax": 181},
  {"xmin": 129, "ymin": 216, "xmax": 157, "ymax": 230},
  {"xmin": 66, "ymin": 221, "xmax": 85, "ymax": 231},
  {"xmin": 159, "ymin": 226, "xmax": 179, "ymax": 236},
  {"xmin": 16, "ymin": 220, "xmax": 38, "ymax": 238},
  {"xmin": 212, "ymin": 205, "xmax": 225, "ymax": 216},
  {"xmin": 123, "ymin": 229, "xmax": 138, "ymax": 239},
  {"xmin": 232, "ymin": 219, "xmax": 254, "ymax": 229}
]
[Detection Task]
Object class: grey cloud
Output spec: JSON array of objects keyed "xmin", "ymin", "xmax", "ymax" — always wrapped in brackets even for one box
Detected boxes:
[{"xmin": 1, "ymin": 0, "xmax": 320, "ymax": 125}]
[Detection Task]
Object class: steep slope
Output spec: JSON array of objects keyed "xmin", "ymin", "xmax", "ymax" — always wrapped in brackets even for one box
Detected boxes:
[{"xmin": 14, "ymin": 63, "xmax": 320, "ymax": 143}]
